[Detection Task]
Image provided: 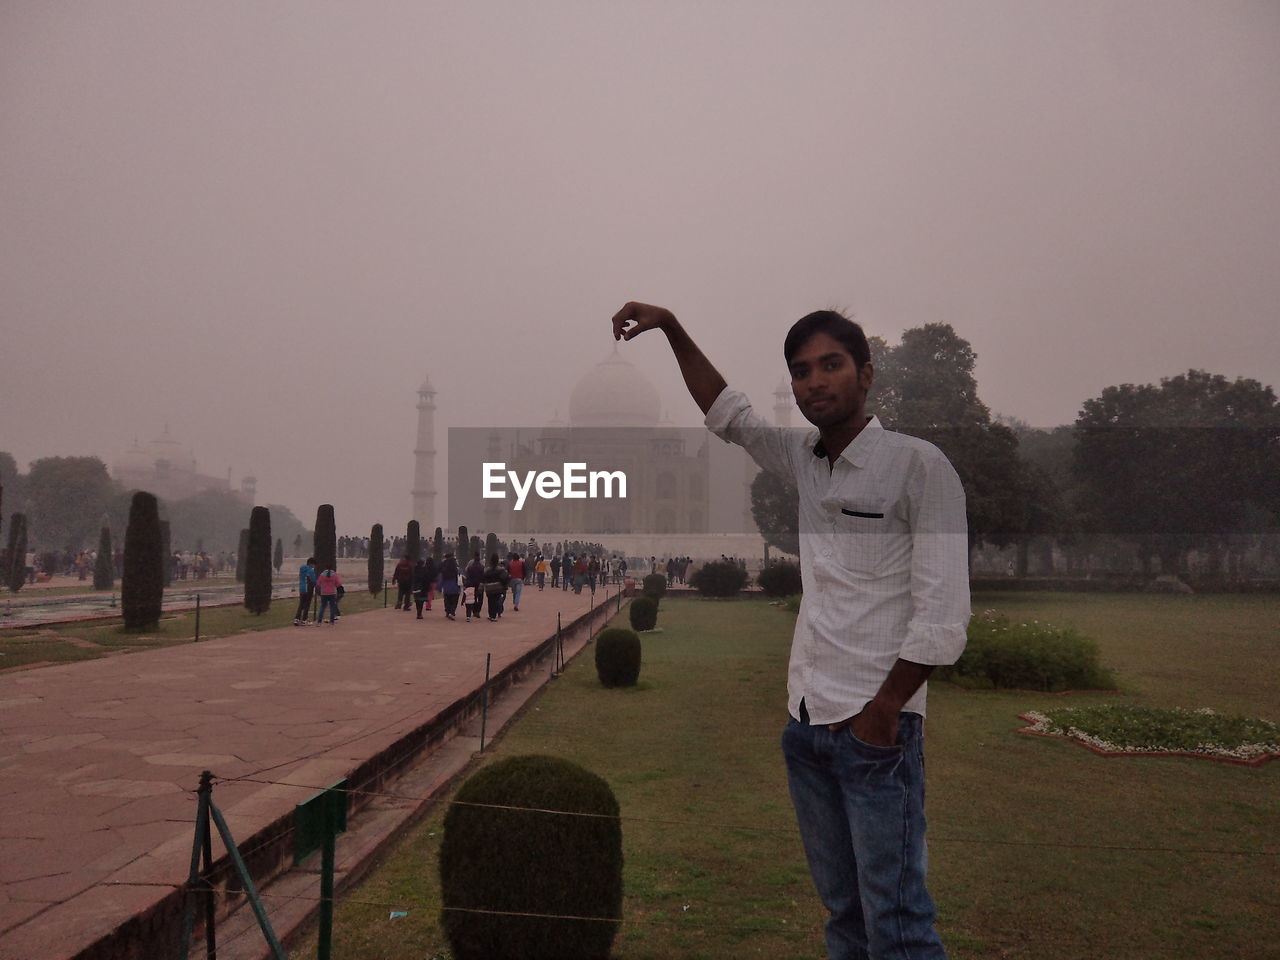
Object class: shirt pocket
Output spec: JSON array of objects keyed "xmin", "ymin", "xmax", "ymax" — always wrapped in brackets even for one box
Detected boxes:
[{"xmin": 829, "ymin": 498, "xmax": 888, "ymax": 576}]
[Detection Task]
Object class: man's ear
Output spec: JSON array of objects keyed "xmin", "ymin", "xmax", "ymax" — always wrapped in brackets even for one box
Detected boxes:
[{"xmin": 859, "ymin": 361, "xmax": 874, "ymax": 391}]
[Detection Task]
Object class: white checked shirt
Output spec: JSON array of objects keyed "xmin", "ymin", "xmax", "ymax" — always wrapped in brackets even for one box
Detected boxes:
[{"xmin": 705, "ymin": 387, "xmax": 971, "ymax": 722}]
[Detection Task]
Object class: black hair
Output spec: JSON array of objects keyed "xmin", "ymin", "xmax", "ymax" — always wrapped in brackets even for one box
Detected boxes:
[{"xmin": 783, "ymin": 310, "xmax": 871, "ymax": 369}]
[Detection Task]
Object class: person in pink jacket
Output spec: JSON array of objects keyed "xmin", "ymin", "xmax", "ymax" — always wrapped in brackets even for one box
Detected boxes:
[{"xmin": 316, "ymin": 567, "xmax": 343, "ymax": 624}]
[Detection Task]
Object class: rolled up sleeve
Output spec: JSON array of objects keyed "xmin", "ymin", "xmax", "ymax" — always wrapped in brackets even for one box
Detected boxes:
[{"xmin": 900, "ymin": 455, "xmax": 971, "ymax": 665}]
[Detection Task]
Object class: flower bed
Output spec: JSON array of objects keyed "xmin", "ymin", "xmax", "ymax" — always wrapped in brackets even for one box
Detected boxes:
[{"xmin": 1020, "ymin": 704, "xmax": 1280, "ymax": 766}]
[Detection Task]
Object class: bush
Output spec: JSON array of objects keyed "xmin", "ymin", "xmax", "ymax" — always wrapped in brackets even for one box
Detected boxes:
[
  {"xmin": 756, "ymin": 560, "xmax": 801, "ymax": 598},
  {"xmin": 94, "ymin": 526, "xmax": 114, "ymax": 590},
  {"xmin": 629, "ymin": 595, "xmax": 658, "ymax": 631},
  {"xmin": 595, "ymin": 627, "xmax": 642, "ymax": 687},
  {"xmin": 641, "ymin": 573, "xmax": 666, "ymax": 600},
  {"xmin": 122, "ymin": 492, "xmax": 164, "ymax": 630},
  {"xmin": 689, "ymin": 560, "xmax": 748, "ymax": 598},
  {"xmin": 314, "ymin": 504, "xmax": 337, "ymax": 573},
  {"xmin": 243, "ymin": 506, "xmax": 273, "ymax": 615},
  {"xmin": 936, "ymin": 615, "xmax": 1116, "ymax": 692},
  {"xmin": 367, "ymin": 523, "xmax": 384, "ymax": 595},
  {"xmin": 440, "ymin": 755, "xmax": 622, "ymax": 960}
]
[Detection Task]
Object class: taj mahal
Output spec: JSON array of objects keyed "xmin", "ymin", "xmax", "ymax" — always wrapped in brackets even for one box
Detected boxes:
[{"xmin": 411, "ymin": 350, "xmax": 799, "ymax": 560}]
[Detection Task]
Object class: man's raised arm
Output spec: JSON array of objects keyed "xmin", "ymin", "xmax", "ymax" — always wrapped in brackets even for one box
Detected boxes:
[{"xmin": 612, "ymin": 302, "xmax": 727, "ymax": 415}]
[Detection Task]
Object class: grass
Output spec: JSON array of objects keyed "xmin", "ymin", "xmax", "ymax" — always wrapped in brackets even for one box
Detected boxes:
[
  {"xmin": 295, "ymin": 592, "xmax": 1279, "ymax": 960},
  {"xmin": 0, "ymin": 588, "xmax": 389, "ymax": 671}
]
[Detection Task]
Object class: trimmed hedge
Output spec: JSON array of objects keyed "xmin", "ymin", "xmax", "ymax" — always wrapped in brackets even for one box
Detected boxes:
[
  {"xmin": 756, "ymin": 560, "xmax": 801, "ymax": 597},
  {"xmin": 595, "ymin": 627, "xmax": 642, "ymax": 687},
  {"xmin": 936, "ymin": 615, "xmax": 1116, "ymax": 692},
  {"xmin": 629, "ymin": 595, "xmax": 658, "ymax": 632},
  {"xmin": 641, "ymin": 573, "xmax": 666, "ymax": 600},
  {"xmin": 689, "ymin": 560, "xmax": 748, "ymax": 598},
  {"xmin": 440, "ymin": 755, "xmax": 622, "ymax": 960}
]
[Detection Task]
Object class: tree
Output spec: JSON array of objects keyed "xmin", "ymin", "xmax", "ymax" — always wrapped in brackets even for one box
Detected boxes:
[
  {"xmin": 273, "ymin": 537, "xmax": 284, "ymax": 574},
  {"xmin": 1073, "ymin": 370, "xmax": 1280, "ymax": 577},
  {"xmin": 6, "ymin": 513, "xmax": 28, "ymax": 593},
  {"xmin": 368, "ymin": 523, "xmax": 384, "ymax": 595},
  {"xmin": 122, "ymin": 492, "xmax": 164, "ymax": 630},
  {"xmin": 433, "ymin": 526, "xmax": 444, "ymax": 564},
  {"xmin": 235, "ymin": 528, "xmax": 249, "ymax": 583},
  {"xmin": 165, "ymin": 488, "xmax": 306, "ymax": 555},
  {"xmin": 749, "ymin": 469, "xmax": 800, "ymax": 556},
  {"xmin": 243, "ymin": 507, "xmax": 273, "ymax": 614},
  {"xmin": 24, "ymin": 456, "xmax": 121, "ymax": 552},
  {"xmin": 872, "ymin": 323, "xmax": 1038, "ymax": 554},
  {"xmin": 456, "ymin": 525, "xmax": 469, "ymax": 561},
  {"xmin": 314, "ymin": 504, "xmax": 337, "ymax": 572},
  {"xmin": 485, "ymin": 531, "xmax": 498, "ymax": 559},
  {"xmin": 406, "ymin": 520, "xmax": 421, "ymax": 563},
  {"xmin": 94, "ymin": 526, "xmax": 114, "ymax": 590}
]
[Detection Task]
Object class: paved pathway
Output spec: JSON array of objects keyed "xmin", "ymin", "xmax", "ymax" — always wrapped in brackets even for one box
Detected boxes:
[{"xmin": 0, "ymin": 582, "xmax": 613, "ymax": 959}]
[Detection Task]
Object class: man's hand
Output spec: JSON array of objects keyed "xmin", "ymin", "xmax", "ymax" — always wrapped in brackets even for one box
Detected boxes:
[
  {"xmin": 612, "ymin": 302, "xmax": 676, "ymax": 342},
  {"xmin": 850, "ymin": 699, "xmax": 900, "ymax": 747}
]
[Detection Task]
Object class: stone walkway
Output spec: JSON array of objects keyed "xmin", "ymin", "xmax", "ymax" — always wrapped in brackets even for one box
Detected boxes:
[{"xmin": 0, "ymin": 583, "xmax": 614, "ymax": 959}]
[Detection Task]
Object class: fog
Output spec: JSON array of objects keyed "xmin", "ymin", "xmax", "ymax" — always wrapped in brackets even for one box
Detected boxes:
[{"xmin": 3, "ymin": 1, "xmax": 1277, "ymax": 535}]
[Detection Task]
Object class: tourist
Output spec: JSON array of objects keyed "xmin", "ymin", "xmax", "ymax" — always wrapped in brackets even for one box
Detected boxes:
[
  {"xmin": 535, "ymin": 554, "xmax": 548, "ymax": 590},
  {"xmin": 391, "ymin": 554, "xmax": 413, "ymax": 611},
  {"xmin": 463, "ymin": 553, "xmax": 485, "ymax": 622},
  {"xmin": 613, "ymin": 300, "xmax": 969, "ymax": 960},
  {"xmin": 411, "ymin": 558, "xmax": 431, "ymax": 619},
  {"xmin": 508, "ymin": 553, "xmax": 525, "ymax": 611},
  {"xmin": 550, "ymin": 554, "xmax": 561, "ymax": 588},
  {"xmin": 587, "ymin": 555, "xmax": 600, "ymax": 594},
  {"xmin": 421, "ymin": 552, "xmax": 438, "ymax": 612},
  {"xmin": 315, "ymin": 564, "xmax": 342, "ymax": 625},
  {"xmin": 439, "ymin": 551, "xmax": 461, "ymax": 620},
  {"xmin": 293, "ymin": 556, "xmax": 317, "ymax": 625},
  {"xmin": 481, "ymin": 554, "xmax": 509, "ymax": 621}
]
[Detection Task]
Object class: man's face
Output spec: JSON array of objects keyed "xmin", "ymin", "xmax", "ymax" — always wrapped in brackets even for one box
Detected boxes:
[{"xmin": 788, "ymin": 331, "xmax": 873, "ymax": 430}]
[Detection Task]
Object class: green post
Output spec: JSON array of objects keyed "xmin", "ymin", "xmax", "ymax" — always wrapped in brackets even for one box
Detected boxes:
[
  {"xmin": 295, "ymin": 781, "xmax": 347, "ymax": 960},
  {"xmin": 480, "ymin": 653, "xmax": 491, "ymax": 751},
  {"xmin": 194, "ymin": 594, "xmax": 201, "ymax": 642},
  {"xmin": 383, "ymin": 581, "xmax": 388, "ymax": 607}
]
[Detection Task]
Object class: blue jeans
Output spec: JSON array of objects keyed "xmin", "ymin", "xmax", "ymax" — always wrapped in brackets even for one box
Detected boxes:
[
  {"xmin": 317, "ymin": 594, "xmax": 339, "ymax": 623},
  {"xmin": 511, "ymin": 578, "xmax": 523, "ymax": 608},
  {"xmin": 782, "ymin": 710, "xmax": 944, "ymax": 960}
]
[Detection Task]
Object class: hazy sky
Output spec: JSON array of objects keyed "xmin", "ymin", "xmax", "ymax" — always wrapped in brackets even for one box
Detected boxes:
[{"xmin": 3, "ymin": 1, "xmax": 1277, "ymax": 535}]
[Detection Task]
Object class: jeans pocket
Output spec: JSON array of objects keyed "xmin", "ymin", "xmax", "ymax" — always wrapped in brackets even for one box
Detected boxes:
[{"xmin": 846, "ymin": 727, "xmax": 907, "ymax": 757}]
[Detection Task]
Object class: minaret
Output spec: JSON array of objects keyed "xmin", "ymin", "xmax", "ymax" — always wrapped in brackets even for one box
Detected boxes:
[
  {"xmin": 773, "ymin": 379, "xmax": 794, "ymax": 427},
  {"xmin": 411, "ymin": 376, "xmax": 437, "ymax": 526}
]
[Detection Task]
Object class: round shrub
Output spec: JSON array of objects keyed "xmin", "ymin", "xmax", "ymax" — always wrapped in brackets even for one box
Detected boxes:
[
  {"xmin": 629, "ymin": 595, "xmax": 658, "ymax": 632},
  {"xmin": 440, "ymin": 755, "xmax": 622, "ymax": 960},
  {"xmin": 756, "ymin": 560, "xmax": 802, "ymax": 598},
  {"xmin": 641, "ymin": 573, "xmax": 666, "ymax": 600},
  {"xmin": 595, "ymin": 627, "xmax": 642, "ymax": 687},
  {"xmin": 689, "ymin": 560, "xmax": 748, "ymax": 598}
]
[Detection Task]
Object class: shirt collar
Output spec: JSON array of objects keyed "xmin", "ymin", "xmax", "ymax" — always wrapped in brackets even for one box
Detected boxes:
[{"xmin": 811, "ymin": 416, "xmax": 884, "ymax": 467}]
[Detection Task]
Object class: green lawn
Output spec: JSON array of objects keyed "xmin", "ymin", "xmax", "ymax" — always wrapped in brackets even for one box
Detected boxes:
[
  {"xmin": 297, "ymin": 593, "xmax": 1279, "ymax": 960},
  {"xmin": 0, "ymin": 588, "xmax": 388, "ymax": 671}
]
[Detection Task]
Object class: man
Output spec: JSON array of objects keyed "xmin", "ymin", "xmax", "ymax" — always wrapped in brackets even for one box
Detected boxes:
[
  {"xmin": 391, "ymin": 554, "xmax": 413, "ymax": 611},
  {"xmin": 315, "ymin": 564, "xmax": 342, "ymax": 625},
  {"xmin": 508, "ymin": 553, "xmax": 525, "ymax": 611},
  {"xmin": 612, "ymin": 301, "xmax": 969, "ymax": 960},
  {"xmin": 294, "ymin": 556, "xmax": 317, "ymax": 625}
]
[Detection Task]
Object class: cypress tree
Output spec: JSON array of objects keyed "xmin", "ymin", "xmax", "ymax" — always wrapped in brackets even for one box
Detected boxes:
[
  {"xmin": 407, "ymin": 520, "xmax": 421, "ymax": 563},
  {"xmin": 94, "ymin": 526, "xmax": 114, "ymax": 590},
  {"xmin": 6, "ymin": 513, "xmax": 27, "ymax": 593},
  {"xmin": 314, "ymin": 504, "xmax": 337, "ymax": 572},
  {"xmin": 243, "ymin": 506, "xmax": 273, "ymax": 615},
  {"xmin": 433, "ymin": 526, "xmax": 444, "ymax": 564},
  {"xmin": 485, "ymin": 531, "xmax": 498, "ymax": 559},
  {"xmin": 122, "ymin": 492, "xmax": 163, "ymax": 630},
  {"xmin": 273, "ymin": 537, "xmax": 284, "ymax": 573},
  {"xmin": 368, "ymin": 523, "xmax": 384, "ymax": 595},
  {"xmin": 235, "ymin": 528, "xmax": 249, "ymax": 583},
  {"xmin": 456, "ymin": 525, "xmax": 469, "ymax": 562},
  {"xmin": 470, "ymin": 535, "xmax": 481, "ymax": 560},
  {"xmin": 160, "ymin": 520, "xmax": 172, "ymax": 587}
]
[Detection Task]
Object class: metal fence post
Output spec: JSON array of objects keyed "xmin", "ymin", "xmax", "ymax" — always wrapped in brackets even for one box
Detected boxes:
[
  {"xmin": 194, "ymin": 594, "xmax": 201, "ymax": 642},
  {"xmin": 480, "ymin": 652, "xmax": 492, "ymax": 751}
]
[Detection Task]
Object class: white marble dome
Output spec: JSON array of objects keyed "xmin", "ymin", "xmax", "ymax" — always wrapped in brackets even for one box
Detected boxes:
[{"xmin": 568, "ymin": 349, "xmax": 662, "ymax": 427}]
